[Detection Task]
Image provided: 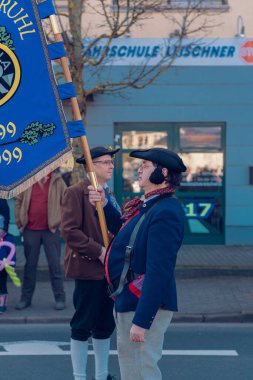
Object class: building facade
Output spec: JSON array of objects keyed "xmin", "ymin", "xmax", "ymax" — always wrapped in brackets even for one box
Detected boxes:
[{"xmin": 56, "ymin": 0, "xmax": 253, "ymax": 245}]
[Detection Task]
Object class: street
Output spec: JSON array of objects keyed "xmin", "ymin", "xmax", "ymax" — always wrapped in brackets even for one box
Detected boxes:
[{"xmin": 0, "ymin": 323, "xmax": 253, "ymax": 380}]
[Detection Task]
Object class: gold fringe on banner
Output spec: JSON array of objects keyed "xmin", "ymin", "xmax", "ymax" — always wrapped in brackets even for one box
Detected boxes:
[{"xmin": 0, "ymin": 151, "xmax": 72, "ymax": 200}]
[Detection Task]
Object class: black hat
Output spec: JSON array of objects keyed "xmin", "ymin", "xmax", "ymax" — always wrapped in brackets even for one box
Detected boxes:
[
  {"xmin": 129, "ymin": 148, "xmax": 186, "ymax": 173},
  {"xmin": 76, "ymin": 146, "xmax": 120, "ymax": 164}
]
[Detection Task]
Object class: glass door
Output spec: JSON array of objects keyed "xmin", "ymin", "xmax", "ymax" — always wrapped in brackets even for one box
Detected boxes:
[
  {"xmin": 114, "ymin": 123, "xmax": 225, "ymax": 244},
  {"xmin": 178, "ymin": 125, "xmax": 225, "ymax": 244}
]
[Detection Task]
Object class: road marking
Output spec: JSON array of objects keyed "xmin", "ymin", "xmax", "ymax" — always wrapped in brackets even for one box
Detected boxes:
[
  {"xmin": 161, "ymin": 350, "xmax": 238, "ymax": 356},
  {"xmin": 0, "ymin": 341, "xmax": 238, "ymax": 356}
]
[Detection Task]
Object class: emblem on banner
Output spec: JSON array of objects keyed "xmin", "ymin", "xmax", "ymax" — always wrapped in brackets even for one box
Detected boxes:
[
  {"xmin": 0, "ymin": 40, "xmax": 21, "ymax": 106},
  {"xmin": 0, "ymin": 0, "xmax": 72, "ymax": 199}
]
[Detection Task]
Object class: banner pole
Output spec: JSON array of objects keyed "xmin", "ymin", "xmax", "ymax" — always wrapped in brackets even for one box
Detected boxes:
[{"xmin": 49, "ymin": 15, "xmax": 109, "ymax": 248}]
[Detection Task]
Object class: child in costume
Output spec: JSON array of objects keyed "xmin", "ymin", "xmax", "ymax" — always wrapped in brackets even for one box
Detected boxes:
[{"xmin": 0, "ymin": 202, "xmax": 16, "ymax": 314}]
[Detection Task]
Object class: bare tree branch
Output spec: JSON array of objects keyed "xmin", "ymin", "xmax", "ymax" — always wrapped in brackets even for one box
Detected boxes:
[
  {"xmin": 50, "ymin": 0, "xmax": 221, "ymax": 182},
  {"xmin": 54, "ymin": 0, "xmax": 219, "ymax": 107}
]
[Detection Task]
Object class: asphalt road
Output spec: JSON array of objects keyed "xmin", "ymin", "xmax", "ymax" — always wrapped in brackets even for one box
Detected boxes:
[{"xmin": 0, "ymin": 323, "xmax": 253, "ymax": 380}]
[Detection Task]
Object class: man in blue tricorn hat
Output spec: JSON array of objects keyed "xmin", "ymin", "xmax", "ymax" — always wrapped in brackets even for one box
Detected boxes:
[{"xmin": 88, "ymin": 147, "xmax": 186, "ymax": 380}]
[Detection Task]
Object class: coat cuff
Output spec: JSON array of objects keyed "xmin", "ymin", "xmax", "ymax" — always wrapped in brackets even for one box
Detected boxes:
[
  {"xmin": 132, "ymin": 312, "xmax": 156, "ymax": 330},
  {"xmin": 78, "ymin": 242, "xmax": 102, "ymax": 261}
]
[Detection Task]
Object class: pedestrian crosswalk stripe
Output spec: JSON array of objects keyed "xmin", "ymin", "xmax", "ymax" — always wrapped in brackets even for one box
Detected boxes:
[
  {"xmin": 161, "ymin": 350, "xmax": 238, "ymax": 356},
  {"xmin": 0, "ymin": 342, "xmax": 238, "ymax": 357}
]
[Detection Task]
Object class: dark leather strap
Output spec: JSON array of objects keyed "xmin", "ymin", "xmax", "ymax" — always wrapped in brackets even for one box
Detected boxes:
[{"xmin": 108, "ymin": 212, "xmax": 147, "ymax": 297}]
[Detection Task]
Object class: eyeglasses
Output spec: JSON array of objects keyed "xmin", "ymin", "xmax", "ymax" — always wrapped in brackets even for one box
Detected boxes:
[{"xmin": 93, "ymin": 159, "xmax": 114, "ymax": 165}]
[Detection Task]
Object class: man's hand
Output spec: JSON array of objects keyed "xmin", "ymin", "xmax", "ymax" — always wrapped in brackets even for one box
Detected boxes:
[
  {"xmin": 87, "ymin": 185, "xmax": 106, "ymax": 206},
  {"xmin": 130, "ymin": 324, "xmax": 146, "ymax": 343},
  {"xmin": 99, "ymin": 246, "xmax": 106, "ymax": 265}
]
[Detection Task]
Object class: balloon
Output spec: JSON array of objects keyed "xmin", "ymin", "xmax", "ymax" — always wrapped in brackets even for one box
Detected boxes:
[
  {"xmin": 0, "ymin": 240, "xmax": 16, "ymax": 271},
  {"xmin": 0, "ymin": 240, "xmax": 21, "ymax": 287}
]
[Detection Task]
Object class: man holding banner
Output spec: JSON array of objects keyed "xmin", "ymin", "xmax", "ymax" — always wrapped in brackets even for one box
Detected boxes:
[{"xmin": 61, "ymin": 146, "xmax": 120, "ymax": 380}]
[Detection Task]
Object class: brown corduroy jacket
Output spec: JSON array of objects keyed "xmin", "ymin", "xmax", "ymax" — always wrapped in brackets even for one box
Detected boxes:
[{"xmin": 60, "ymin": 179, "xmax": 108, "ymax": 280}]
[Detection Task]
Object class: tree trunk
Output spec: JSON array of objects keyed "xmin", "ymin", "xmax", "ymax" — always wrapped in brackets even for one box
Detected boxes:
[{"xmin": 67, "ymin": 0, "xmax": 87, "ymax": 184}]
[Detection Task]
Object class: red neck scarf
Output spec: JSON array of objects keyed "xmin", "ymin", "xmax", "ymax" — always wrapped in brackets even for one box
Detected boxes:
[{"xmin": 121, "ymin": 187, "xmax": 175, "ymax": 219}]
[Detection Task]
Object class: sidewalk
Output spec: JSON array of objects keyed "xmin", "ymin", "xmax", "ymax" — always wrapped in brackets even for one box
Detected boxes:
[
  {"xmin": 1, "ymin": 245, "xmax": 253, "ymax": 324},
  {"xmin": 15, "ymin": 244, "xmax": 253, "ymax": 280}
]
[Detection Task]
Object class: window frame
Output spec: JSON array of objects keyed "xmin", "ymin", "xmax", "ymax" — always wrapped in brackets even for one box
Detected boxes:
[
  {"xmin": 54, "ymin": 0, "xmax": 69, "ymax": 13},
  {"xmin": 112, "ymin": 0, "xmax": 229, "ymax": 12},
  {"xmin": 114, "ymin": 122, "xmax": 226, "ymax": 244}
]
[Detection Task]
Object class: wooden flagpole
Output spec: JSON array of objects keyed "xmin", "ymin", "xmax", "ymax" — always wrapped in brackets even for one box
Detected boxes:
[{"xmin": 49, "ymin": 14, "xmax": 109, "ymax": 248}]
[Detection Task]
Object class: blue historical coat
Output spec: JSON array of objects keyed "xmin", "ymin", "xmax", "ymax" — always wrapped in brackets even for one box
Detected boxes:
[{"xmin": 104, "ymin": 193, "xmax": 185, "ymax": 329}]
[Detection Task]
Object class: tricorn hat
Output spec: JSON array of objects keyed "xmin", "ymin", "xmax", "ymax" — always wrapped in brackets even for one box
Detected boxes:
[
  {"xmin": 129, "ymin": 148, "xmax": 186, "ymax": 173},
  {"xmin": 76, "ymin": 146, "xmax": 120, "ymax": 164}
]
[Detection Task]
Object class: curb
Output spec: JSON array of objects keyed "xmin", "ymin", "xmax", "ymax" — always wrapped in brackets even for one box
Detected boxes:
[
  {"xmin": 175, "ymin": 267, "xmax": 253, "ymax": 279},
  {"xmin": 15, "ymin": 267, "xmax": 253, "ymax": 282},
  {"xmin": 0, "ymin": 316, "xmax": 72, "ymax": 324},
  {"xmin": 173, "ymin": 312, "xmax": 253, "ymax": 323}
]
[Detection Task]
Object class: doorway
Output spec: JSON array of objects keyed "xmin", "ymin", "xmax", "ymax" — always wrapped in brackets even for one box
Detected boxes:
[{"xmin": 114, "ymin": 122, "xmax": 225, "ymax": 244}]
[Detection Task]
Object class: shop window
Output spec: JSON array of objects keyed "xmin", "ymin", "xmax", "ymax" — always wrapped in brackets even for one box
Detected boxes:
[
  {"xmin": 180, "ymin": 126, "xmax": 221, "ymax": 150},
  {"xmin": 180, "ymin": 152, "xmax": 223, "ymax": 191},
  {"xmin": 179, "ymin": 125, "xmax": 223, "ymax": 191},
  {"xmin": 122, "ymin": 131, "xmax": 167, "ymax": 149}
]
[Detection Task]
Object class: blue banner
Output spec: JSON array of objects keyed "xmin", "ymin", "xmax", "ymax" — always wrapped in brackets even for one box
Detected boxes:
[{"xmin": 0, "ymin": 0, "xmax": 72, "ymax": 198}]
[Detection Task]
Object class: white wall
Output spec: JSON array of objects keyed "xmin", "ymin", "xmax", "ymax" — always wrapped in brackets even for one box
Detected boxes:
[{"xmin": 58, "ymin": 1, "xmax": 253, "ymax": 39}]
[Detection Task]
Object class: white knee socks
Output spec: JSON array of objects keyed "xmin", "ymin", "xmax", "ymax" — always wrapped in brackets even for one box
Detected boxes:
[
  {"xmin": 70, "ymin": 338, "xmax": 88, "ymax": 380},
  {"xmin": 70, "ymin": 337, "xmax": 111, "ymax": 380},
  {"xmin": 92, "ymin": 338, "xmax": 110, "ymax": 380}
]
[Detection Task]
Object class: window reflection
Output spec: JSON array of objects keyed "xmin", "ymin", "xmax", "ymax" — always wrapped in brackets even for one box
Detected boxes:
[
  {"xmin": 180, "ymin": 127, "xmax": 221, "ymax": 149},
  {"xmin": 180, "ymin": 152, "xmax": 223, "ymax": 188},
  {"xmin": 122, "ymin": 131, "xmax": 167, "ymax": 149},
  {"xmin": 122, "ymin": 155, "xmax": 142, "ymax": 193}
]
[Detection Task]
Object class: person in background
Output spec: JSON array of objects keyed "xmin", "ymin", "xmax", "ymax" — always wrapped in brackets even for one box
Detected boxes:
[
  {"xmin": 88, "ymin": 148, "xmax": 186, "ymax": 380},
  {"xmin": 61, "ymin": 146, "xmax": 120, "ymax": 380},
  {"xmin": 0, "ymin": 199, "xmax": 14, "ymax": 314},
  {"xmin": 14, "ymin": 170, "xmax": 66, "ymax": 310},
  {"xmin": 0, "ymin": 199, "xmax": 10, "ymax": 233}
]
